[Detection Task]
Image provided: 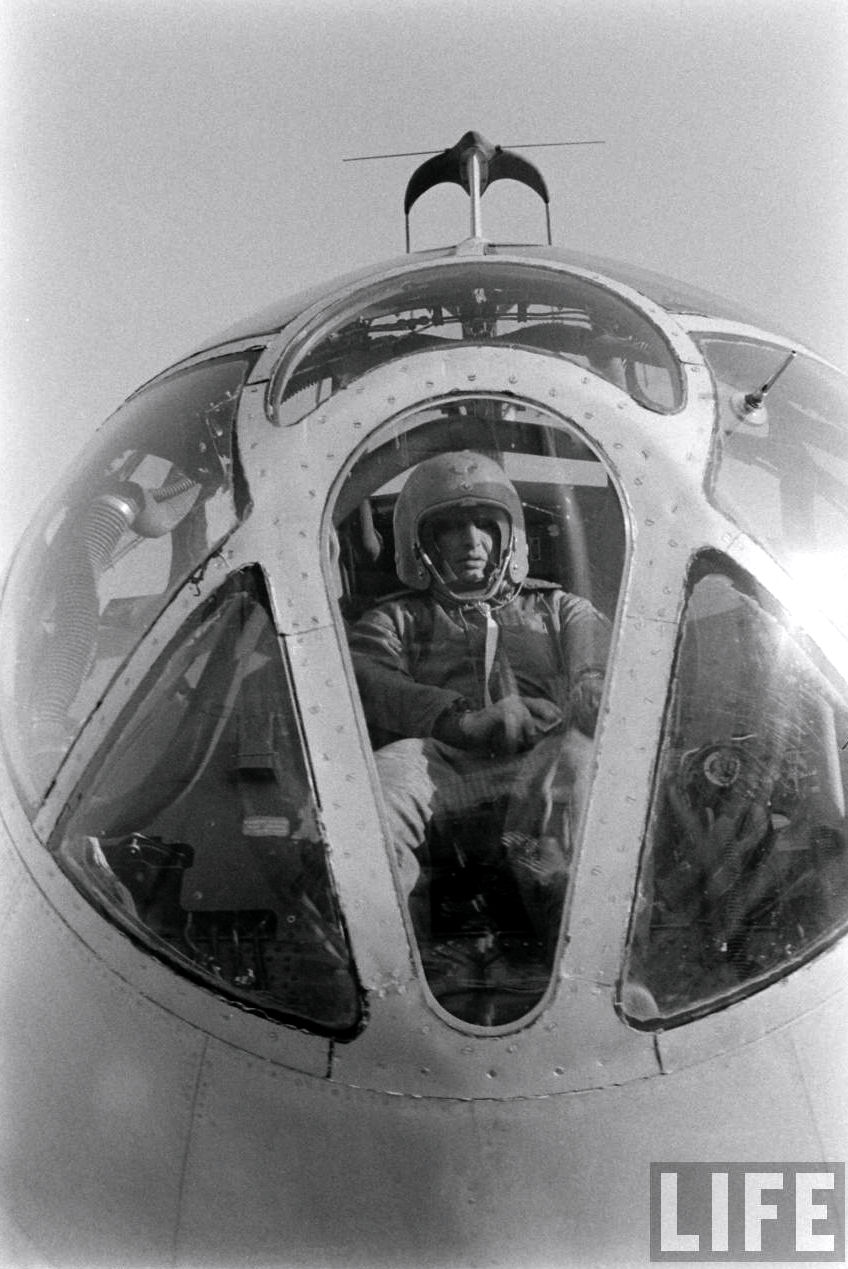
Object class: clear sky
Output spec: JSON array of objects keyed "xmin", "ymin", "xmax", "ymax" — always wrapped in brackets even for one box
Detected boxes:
[{"xmin": 2, "ymin": 0, "xmax": 847, "ymax": 566}]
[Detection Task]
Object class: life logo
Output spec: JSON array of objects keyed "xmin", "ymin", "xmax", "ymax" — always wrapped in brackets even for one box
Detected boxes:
[{"xmin": 650, "ymin": 1164, "xmax": 845, "ymax": 1261}]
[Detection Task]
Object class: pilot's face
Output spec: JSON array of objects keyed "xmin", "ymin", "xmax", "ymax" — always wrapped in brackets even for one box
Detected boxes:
[{"xmin": 429, "ymin": 506, "xmax": 498, "ymax": 586}]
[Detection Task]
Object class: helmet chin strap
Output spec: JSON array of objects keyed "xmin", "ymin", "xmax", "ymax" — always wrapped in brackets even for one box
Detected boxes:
[
  {"xmin": 417, "ymin": 543, "xmax": 514, "ymax": 608},
  {"xmin": 416, "ymin": 543, "xmax": 519, "ymax": 706},
  {"xmin": 482, "ymin": 610, "xmax": 497, "ymax": 707}
]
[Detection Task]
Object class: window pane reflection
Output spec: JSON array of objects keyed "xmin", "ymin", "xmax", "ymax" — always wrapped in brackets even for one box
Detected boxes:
[
  {"xmin": 623, "ymin": 559, "xmax": 848, "ymax": 1024},
  {"xmin": 52, "ymin": 567, "xmax": 360, "ymax": 1035},
  {"xmin": 276, "ymin": 262, "xmax": 682, "ymax": 428},
  {"xmin": 0, "ymin": 354, "xmax": 256, "ymax": 808},
  {"xmin": 698, "ymin": 335, "xmax": 848, "ymax": 629}
]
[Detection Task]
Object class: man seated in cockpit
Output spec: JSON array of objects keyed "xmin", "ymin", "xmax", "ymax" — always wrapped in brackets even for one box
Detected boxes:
[{"xmin": 348, "ymin": 450, "xmax": 611, "ymax": 953}]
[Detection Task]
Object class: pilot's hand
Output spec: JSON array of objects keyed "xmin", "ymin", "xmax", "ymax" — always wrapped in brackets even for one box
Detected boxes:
[
  {"xmin": 461, "ymin": 695, "xmax": 562, "ymax": 755},
  {"xmin": 569, "ymin": 670, "xmax": 605, "ymax": 736},
  {"xmin": 523, "ymin": 697, "xmax": 565, "ymax": 734}
]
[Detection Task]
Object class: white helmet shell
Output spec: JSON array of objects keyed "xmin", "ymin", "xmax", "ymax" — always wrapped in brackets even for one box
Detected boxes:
[{"xmin": 393, "ymin": 451, "xmax": 529, "ymax": 600}]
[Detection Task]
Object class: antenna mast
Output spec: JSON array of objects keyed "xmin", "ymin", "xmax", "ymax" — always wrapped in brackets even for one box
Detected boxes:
[{"xmin": 345, "ymin": 131, "xmax": 604, "ymax": 251}]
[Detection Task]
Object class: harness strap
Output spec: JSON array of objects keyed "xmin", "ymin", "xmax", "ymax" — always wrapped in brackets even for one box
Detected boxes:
[{"xmin": 483, "ymin": 612, "xmax": 498, "ymax": 708}]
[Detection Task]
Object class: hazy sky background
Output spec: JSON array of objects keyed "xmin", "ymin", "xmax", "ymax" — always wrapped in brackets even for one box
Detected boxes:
[{"xmin": 2, "ymin": 0, "xmax": 847, "ymax": 566}]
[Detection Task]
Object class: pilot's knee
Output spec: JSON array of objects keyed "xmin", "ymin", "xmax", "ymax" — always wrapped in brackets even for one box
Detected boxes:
[
  {"xmin": 375, "ymin": 734, "xmax": 451, "ymax": 785},
  {"xmin": 374, "ymin": 735, "xmax": 430, "ymax": 763}
]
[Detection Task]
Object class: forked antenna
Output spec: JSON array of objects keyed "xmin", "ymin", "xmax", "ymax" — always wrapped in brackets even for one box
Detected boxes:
[{"xmin": 344, "ymin": 131, "xmax": 605, "ymax": 250}]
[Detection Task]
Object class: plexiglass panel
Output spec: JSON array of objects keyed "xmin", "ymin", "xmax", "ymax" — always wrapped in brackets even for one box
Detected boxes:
[
  {"xmin": 623, "ymin": 556, "xmax": 848, "ymax": 1025},
  {"xmin": 275, "ymin": 262, "xmax": 682, "ymax": 428},
  {"xmin": 334, "ymin": 396, "xmax": 624, "ymax": 1027},
  {"xmin": 698, "ymin": 336, "xmax": 848, "ymax": 629},
  {"xmin": 0, "ymin": 353, "xmax": 256, "ymax": 808},
  {"xmin": 51, "ymin": 567, "xmax": 360, "ymax": 1035}
]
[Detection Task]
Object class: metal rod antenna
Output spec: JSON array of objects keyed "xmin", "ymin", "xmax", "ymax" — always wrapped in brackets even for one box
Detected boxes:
[
  {"xmin": 758, "ymin": 349, "xmax": 797, "ymax": 395},
  {"xmin": 344, "ymin": 140, "xmax": 605, "ymax": 162},
  {"xmin": 502, "ymin": 140, "xmax": 605, "ymax": 151},
  {"xmin": 730, "ymin": 349, "xmax": 798, "ymax": 423}
]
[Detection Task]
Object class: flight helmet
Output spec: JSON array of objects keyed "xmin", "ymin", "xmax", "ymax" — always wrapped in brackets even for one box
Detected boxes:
[{"xmin": 393, "ymin": 451, "xmax": 529, "ymax": 604}]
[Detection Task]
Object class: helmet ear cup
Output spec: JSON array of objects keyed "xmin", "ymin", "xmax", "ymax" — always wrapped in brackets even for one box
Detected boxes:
[
  {"xmin": 509, "ymin": 529, "xmax": 529, "ymax": 582},
  {"xmin": 412, "ymin": 552, "xmax": 429, "ymax": 586}
]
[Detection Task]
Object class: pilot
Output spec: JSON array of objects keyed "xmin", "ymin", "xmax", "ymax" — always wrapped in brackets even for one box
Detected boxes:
[{"xmin": 348, "ymin": 450, "xmax": 611, "ymax": 951}]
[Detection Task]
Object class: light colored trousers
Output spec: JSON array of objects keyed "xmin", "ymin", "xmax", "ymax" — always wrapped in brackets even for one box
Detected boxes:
[{"xmin": 374, "ymin": 729, "xmax": 593, "ymax": 939}]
